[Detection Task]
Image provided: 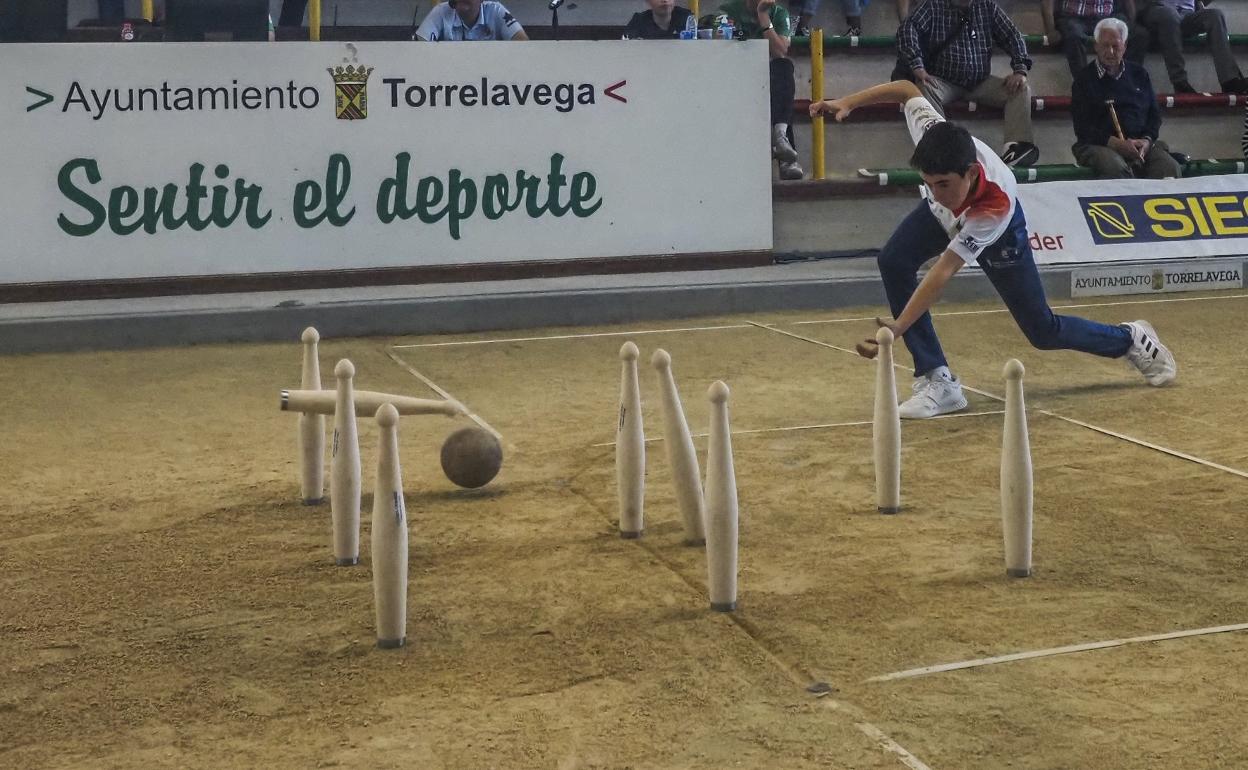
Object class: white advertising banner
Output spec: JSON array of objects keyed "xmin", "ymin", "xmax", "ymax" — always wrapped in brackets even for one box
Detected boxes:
[
  {"xmin": 1019, "ymin": 175, "xmax": 1248, "ymax": 265},
  {"xmin": 0, "ymin": 41, "xmax": 771, "ymax": 285},
  {"xmin": 1071, "ymin": 259, "xmax": 1244, "ymax": 297}
]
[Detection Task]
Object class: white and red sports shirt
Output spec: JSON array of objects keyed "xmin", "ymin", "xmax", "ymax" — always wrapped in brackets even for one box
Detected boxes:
[{"xmin": 904, "ymin": 96, "xmax": 1017, "ymax": 265}]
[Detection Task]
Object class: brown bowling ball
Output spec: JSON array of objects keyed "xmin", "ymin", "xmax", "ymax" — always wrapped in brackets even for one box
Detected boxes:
[{"xmin": 440, "ymin": 427, "xmax": 503, "ymax": 489}]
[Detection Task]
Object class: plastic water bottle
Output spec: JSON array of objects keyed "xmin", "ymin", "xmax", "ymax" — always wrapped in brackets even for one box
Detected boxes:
[{"xmin": 683, "ymin": 13, "xmax": 697, "ymax": 40}]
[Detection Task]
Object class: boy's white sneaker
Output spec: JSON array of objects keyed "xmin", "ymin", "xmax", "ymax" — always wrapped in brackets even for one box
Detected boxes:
[
  {"xmin": 1121, "ymin": 321, "xmax": 1177, "ymax": 386},
  {"xmin": 898, "ymin": 369, "xmax": 969, "ymax": 419}
]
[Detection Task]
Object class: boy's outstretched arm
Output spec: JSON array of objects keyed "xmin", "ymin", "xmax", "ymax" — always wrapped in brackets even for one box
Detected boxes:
[
  {"xmin": 857, "ymin": 250, "xmax": 964, "ymax": 358},
  {"xmin": 809, "ymin": 80, "xmax": 923, "ymax": 121}
]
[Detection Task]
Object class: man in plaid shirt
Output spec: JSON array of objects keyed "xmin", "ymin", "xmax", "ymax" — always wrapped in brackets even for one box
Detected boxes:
[
  {"xmin": 898, "ymin": 0, "xmax": 1039, "ymax": 166},
  {"xmin": 1041, "ymin": 0, "xmax": 1147, "ymax": 77}
]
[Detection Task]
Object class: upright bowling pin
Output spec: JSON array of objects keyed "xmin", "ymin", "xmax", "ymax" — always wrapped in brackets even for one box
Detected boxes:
[
  {"xmin": 616, "ymin": 342, "xmax": 645, "ymax": 539},
  {"xmin": 651, "ymin": 349, "xmax": 706, "ymax": 546},
  {"xmin": 1001, "ymin": 359, "xmax": 1033, "ymax": 578},
  {"xmin": 298, "ymin": 327, "xmax": 325, "ymax": 505},
  {"xmin": 371, "ymin": 404, "xmax": 408, "ymax": 649},
  {"xmin": 704, "ymin": 381, "xmax": 739, "ymax": 612},
  {"xmin": 873, "ymin": 327, "xmax": 901, "ymax": 514},
  {"xmin": 330, "ymin": 359, "xmax": 362, "ymax": 566}
]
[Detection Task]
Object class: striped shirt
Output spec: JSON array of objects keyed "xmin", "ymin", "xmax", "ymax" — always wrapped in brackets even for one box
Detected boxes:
[
  {"xmin": 1056, "ymin": 0, "xmax": 1115, "ymax": 17},
  {"xmin": 898, "ymin": 0, "xmax": 1031, "ymax": 89}
]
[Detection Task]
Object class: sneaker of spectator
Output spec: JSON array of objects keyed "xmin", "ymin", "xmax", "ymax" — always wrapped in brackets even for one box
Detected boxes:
[
  {"xmin": 1000, "ymin": 141, "xmax": 1040, "ymax": 167},
  {"xmin": 898, "ymin": 0, "xmax": 1039, "ymax": 166},
  {"xmin": 778, "ymin": 159, "xmax": 805, "ymax": 179},
  {"xmin": 1137, "ymin": 0, "xmax": 1245, "ymax": 94},
  {"xmin": 784, "ymin": 0, "xmax": 818, "ymax": 37}
]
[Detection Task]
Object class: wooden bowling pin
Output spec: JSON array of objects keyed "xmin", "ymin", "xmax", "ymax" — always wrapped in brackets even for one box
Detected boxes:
[
  {"xmin": 1001, "ymin": 359, "xmax": 1033, "ymax": 578},
  {"xmin": 616, "ymin": 342, "xmax": 645, "ymax": 539},
  {"xmin": 651, "ymin": 349, "xmax": 706, "ymax": 546},
  {"xmin": 873, "ymin": 327, "xmax": 901, "ymax": 514},
  {"xmin": 704, "ymin": 380, "xmax": 739, "ymax": 612},
  {"xmin": 281, "ymin": 389, "xmax": 466, "ymax": 418},
  {"xmin": 330, "ymin": 359, "xmax": 361, "ymax": 566},
  {"xmin": 371, "ymin": 404, "xmax": 408, "ymax": 649},
  {"xmin": 298, "ymin": 327, "xmax": 325, "ymax": 505}
]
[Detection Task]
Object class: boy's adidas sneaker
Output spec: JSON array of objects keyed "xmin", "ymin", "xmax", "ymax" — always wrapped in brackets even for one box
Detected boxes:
[
  {"xmin": 1121, "ymin": 320, "xmax": 1177, "ymax": 386},
  {"xmin": 898, "ymin": 367, "xmax": 969, "ymax": 419}
]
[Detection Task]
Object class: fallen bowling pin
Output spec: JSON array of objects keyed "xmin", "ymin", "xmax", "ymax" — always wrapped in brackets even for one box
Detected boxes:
[
  {"xmin": 371, "ymin": 404, "xmax": 408, "ymax": 649},
  {"xmin": 651, "ymin": 349, "xmax": 705, "ymax": 546},
  {"xmin": 616, "ymin": 341, "xmax": 645, "ymax": 539},
  {"xmin": 1001, "ymin": 359, "xmax": 1033, "ymax": 578},
  {"xmin": 704, "ymin": 380, "xmax": 739, "ymax": 612},
  {"xmin": 873, "ymin": 327, "xmax": 901, "ymax": 514},
  {"xmin": 330, "ymin": 359, "xmax": 362, "ymax": 566},
  {"xmin": 298, "ymin": 327, "xmax": 325, "ymax": 505},
  {"xmin": 281, "ymin": 389, "xmax": 465, "ymax": 418}
]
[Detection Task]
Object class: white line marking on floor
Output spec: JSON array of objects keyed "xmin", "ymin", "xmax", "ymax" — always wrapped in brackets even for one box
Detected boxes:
[
  {"xmin": 391, "ymin": 323, "xmax": 752, "ymax": 349},
  {"xmin": 588, "ymin": 411, "xmax": 1005, "ymax": 448},
  {"xmin": 867, "ymin": 622, "xmax": 1248, "ymax": 683},
  {"xmin": 751, "ymin": 321, "xmax": 1248, "ymax": 482},
  {"xmin": 855, "ymin": 721, "xmax": 935, "ymax": 770},
  {"xmin": 385, "ymin": 348, "xmax": 505, "ymax": 444},
  {"xmin": 787, "ymin": 292, "xmax": 1248, "ymax": 326}
]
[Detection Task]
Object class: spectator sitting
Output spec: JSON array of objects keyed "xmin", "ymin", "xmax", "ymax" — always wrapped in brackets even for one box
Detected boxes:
[
  {"xmin": 898, "ymin": 0, "xmax": 1040, "ymax": 167},
  {"xmin": 1137, "ymin": 0, "xmax": 1247, "ymax": 93},
  {"xmin": 416, "ymin": 0, "xmax": 529, "ymax": 41},
  {"xmin": 720, "ymin": 0, "xmax": 804, "ymax": 179},
  {"xmin": 623, "ymin": 0, "xmax": 694, "ymax": 39},
  {"xmin": 1071, "ymin": 18, "xmax": 1181, "ymax": 178},
  {"xmin": 1042, "ymin": 0, "xmax": 1147, "ymax": 77}
]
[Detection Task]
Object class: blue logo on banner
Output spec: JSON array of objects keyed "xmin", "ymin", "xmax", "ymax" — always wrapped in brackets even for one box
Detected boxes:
[{"xmin": 1079, "ymin": 193, "xmax": 1248, "ymax": 244}]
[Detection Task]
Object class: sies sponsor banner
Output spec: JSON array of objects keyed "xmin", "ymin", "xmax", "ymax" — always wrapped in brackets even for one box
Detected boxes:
[
  {"xmin": 1018, "ymin": 175, "xmax": 1248, "ymax": 265},
  {"xmin": 1, "ymin": 41, "xmax": 771, "ymax": 285}
]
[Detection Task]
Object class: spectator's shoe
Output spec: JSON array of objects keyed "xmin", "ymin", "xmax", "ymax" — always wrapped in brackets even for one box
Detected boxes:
[
  {"xmin": 1220, "ymin": 76, "xmax": 1248, "ymax": 94},
  {"xmin": 1172, "ymin": 80, "xmax": 1198, "ymax": 94},
  {"xmin": 794, "ymin": 23, "xmax": 812, "ymax": 37},
  {"xmin": 778, "ymin": 160, "xmax": 804, "ymax": 180},
  {"xmin": 843, "ymin": 25, "xmax": 862, "ymax": 37},
  {"xmin": 1120, "ymin": 321, "xmax": 1177, "ymax": 386},
  {"xmin": 771, "ymin": 125, "xmax": 798, "ymax": 163},
  {"xmin": 1000, "ymin": 141, "xmax": 1039, "ymax": 168},
  {"xmin": 898, "ymin": 369, "xmax": 968, "ymax": 420}
]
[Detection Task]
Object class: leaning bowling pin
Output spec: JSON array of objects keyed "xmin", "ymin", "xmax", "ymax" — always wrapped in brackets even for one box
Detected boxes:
[
  {"xmin": 1001, "ymin": 359, "xmax": 1033, "ymax": 578},
  {"xmin": 281, "ymin": 389, "xmax": 466, "ymax": 418},
  {"xmin": 371, "ymin": 404, "xmax": 408, "ymax": 649},
  {"xmin": 873, "ymin": 327, "xmax": 901, "ymax": 514},
  {"xmin": 616, "ymin": 342, "xmax": 645, "ymax": 539},
  {"xmin": 704, "ymin": 381, "xmax": 739, "ymax": 612},
  {"xmin": 298, "ymin": 327, "xmax": 325, "ymax": 505},
  {"xmin": 651, "ymin": 349, "xmax": 706, "ymax": 546},
  {"xmin": 330, "ymin": 359, "xmax": 362, "ymax": 566}
]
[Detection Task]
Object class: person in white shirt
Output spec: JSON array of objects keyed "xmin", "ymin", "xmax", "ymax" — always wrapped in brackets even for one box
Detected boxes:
[
  {"xmin": 416, "ymin": 0, "xmax": 529, "ymax": 41},
  {"xmin": 810, "ymin": 79, "xmax": 1176, "ymax": 418}
]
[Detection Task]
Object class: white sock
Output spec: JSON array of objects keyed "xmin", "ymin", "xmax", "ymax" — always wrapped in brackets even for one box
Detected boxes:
[{"xmin": 930, "ymin": 366, "xmax": 954, "ymax": 382}]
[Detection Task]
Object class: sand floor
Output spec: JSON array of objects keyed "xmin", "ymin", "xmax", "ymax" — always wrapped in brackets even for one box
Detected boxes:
[{"xmin": 2, "ymin": 290, "xmax": 1246, "ymax": 769}]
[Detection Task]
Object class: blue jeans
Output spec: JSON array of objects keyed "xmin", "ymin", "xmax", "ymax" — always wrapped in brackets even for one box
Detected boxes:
[{"xmin": 878, "ymin": 200, "xmax": 1133, "ymax": 376}]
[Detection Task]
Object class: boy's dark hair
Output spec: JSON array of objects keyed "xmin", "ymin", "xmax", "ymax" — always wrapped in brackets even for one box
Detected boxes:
[{"xmin": 909, "ymin": 122, "xmax": 977, "ymax": 175}]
